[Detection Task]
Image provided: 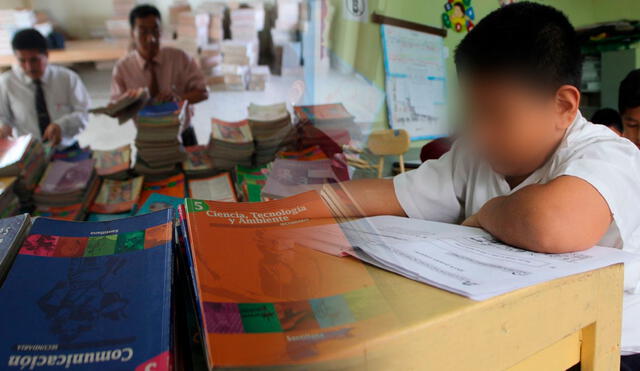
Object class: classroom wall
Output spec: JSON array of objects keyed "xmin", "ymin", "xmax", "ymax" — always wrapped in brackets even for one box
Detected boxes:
[{"xmin": 327, "ymin": 0, "xmax": 627, "ymax": 133}]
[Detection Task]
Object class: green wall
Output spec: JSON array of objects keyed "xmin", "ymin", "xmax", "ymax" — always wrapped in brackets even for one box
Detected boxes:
[{"xmin": 327, "ymin": 0, "xmax": 637, "ymax": 133}]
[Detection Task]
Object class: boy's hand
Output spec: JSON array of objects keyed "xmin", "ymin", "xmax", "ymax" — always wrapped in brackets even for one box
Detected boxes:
[
  {"xmin": 462, "ymin": 214, "xmax": 481, "ymax": 228},
  {"xmin": 0, "ymin": 125, "xmax": 11, "ymax": 139},
  {"xmin": 42, "ymin": 123, "xmax": 62, "ymax": 145}
]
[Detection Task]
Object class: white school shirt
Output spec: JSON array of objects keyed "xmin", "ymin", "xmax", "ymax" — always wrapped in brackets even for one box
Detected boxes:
[
  {"xmin": 394, "ymin": 111, "xmax": 640, "ymax": 354},
  {"xmin": 0, "ymin": 64, "xmax": 90, "ymax": 148}
]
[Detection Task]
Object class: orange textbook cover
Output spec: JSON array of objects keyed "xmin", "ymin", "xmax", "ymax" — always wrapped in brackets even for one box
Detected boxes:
[
  {"xmin": 184, "ymin": 191, "xmax": 398, "ymax": 368},
  {"xmin": 137, "ymin": 173, "xmax": 186, "ymax": 208}
]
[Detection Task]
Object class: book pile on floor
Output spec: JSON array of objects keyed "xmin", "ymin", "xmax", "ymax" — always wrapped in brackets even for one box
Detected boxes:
[
  {"xmin": 208, "ymin": 64, "xmax": 249, "ymax": 91},
  {"xmin": 221, "ymin": 39, "xmax": 258, "ymax": 66},
  {"xmin": 32, "ymin": 158, "xmax": 100, "ymax": 221},
  {"xmin": 169, "ymin": 1, "xmax": 192, "ymax": 34},
  {"xmin": 248, "ymin": 65, "xmax": 270, "ymax": 91},
  {"xmin": 0, "ymin": 177, "xmax": 20, "ymax": 219},
  {"xmin": 176, "ymin": 11, "xmax": 210, "ymax": 49},
  {"xmin": 235, "ymin": 164, "xmax": 269, "ymax": 202},
  {"xmin": 230, "ymin": 6, "xmax": 261, "ymax": 42},
  {"xmin": 0, "ymin": 135, "xmax": 49, "ymax": 210},
  {"xmin": 187, "ymin": 172, "xmax": 237, "ymax": 201},
  {"xmin": 93, "ymin": 144, "xmax": 132, "ymax": 179},
  {"xmin": 248, "ymin": 102, "xmax": 294, "ymax": 165},
  {"xmin": 272, "ymin": 0, "xmax": 302, "ymax": 44},
  {"xmin": 0, "ymin": 10, "xmax": 34, "ymax": 54},
  {"xmin": 134, "ymin": 101, "xmax": 188, "ymax": 180},
  {"xmin": 183, "ymin": 145, "xmax": 216, "ymax": 178},
  {"xmin": 197, "ymin": 1, "xmax": 225, "ymax": 42},
  {"xmin": 106, "ymin": 0, "xmax": 136, "ymax": 39},
  {"xmin": 198, "ymin": 44, "xmax": 222, "ymax": 76},
  {"xmin": 209, "ymin": 118, "xmax": 254, "ymax": 169}
]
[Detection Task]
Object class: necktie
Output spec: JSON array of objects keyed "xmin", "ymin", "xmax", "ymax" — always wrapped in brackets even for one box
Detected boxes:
[
  {"xmin": 34, "ymin": 79, "xmax": 50, "ymax": 135},
  {"xmin": 145, "ymin": 61, "xmax": 159, "ymax": 98}
]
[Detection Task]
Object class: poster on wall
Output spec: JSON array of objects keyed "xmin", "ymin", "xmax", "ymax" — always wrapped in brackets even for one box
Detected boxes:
[
  {"xmin": 380, "ymin": 24, "xmax": 449, "ymax": 140},
  {"xmin": 442, "ymin": 0, "xmax": 475, "ymax": 33},
  {"xmin": 343, "ymin": 0, "xmax": 368, "ymax": 22}
]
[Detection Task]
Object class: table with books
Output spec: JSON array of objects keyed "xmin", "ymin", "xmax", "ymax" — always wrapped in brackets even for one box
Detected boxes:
[{"xmin": 0, "ymin": 100, "xmax": 630, "ymax": 370}]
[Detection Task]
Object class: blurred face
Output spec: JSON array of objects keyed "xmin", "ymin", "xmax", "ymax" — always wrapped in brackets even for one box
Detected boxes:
[
  {"xmin": 460, "ymin": 76, "xmax": 572, "ymax": 177},
  {"xmin": 15, "ymin": 49, "xmax": 48, "ymax": 80},
  {"xmin": 131, "ymin": 15, "xmax": 161, "ymax": 60},
  {"xmin": 621, "ymin": 106, "xmax": 640, "ymax": 147}
]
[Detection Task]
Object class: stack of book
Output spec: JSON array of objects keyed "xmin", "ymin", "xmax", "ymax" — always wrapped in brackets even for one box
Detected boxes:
[
  {"xmin": 294, "ymin": 103, "xmax": 357, "ymax": 140},
  {"xmin": 248, "ymin": 102, "xmax": 294, "ymax": 165},
  {"xmin": 93, "ymin": 144, "xmax": 132, "ymax": 180},
  {"xmin": 0, "ymin": 177, "xmax": 20, "ymax": 219},
  {"xmin": 169, "ymin": 1, "xmax": 192, "ymax": 31},
  {"xmin": 197, "ymin": 1, "xmax": 225, "ymax": 42},
  {"xmin": 275, "ymin": 0, "xmax": 301, "ymax": 31},
  {"xmin": 208, "ymin": 118, "xmax": 254, "ymax": 169},
  {"xmin": 221, "ymin": 39, "xmax": 258, "ymax": 66},
  {"xmin": 134, "ymin": 102, "xmax": 188, "ymax": 179},
  {"xmin": 230, "ymin": 7, "xmax": 260, "ymax": 42},
  {"xmin": 0, "ymin": 10, "xmax": 35, "ymax": 54},
  {"xmin": 106, "ymin": 0, "xmax": 137, "ymax": 39},
  {"xmin": 183, "ymin": 145, "xmax": 216, "ymax": 178},
  {"xmin": 207, "ymin": 64, "xmax": 249, "ymax": 91},
  {"xmin": 90, "ymin": 87, "xmax": 149, "ymax": 124},
  {"xmin": 198, "ymin": 44, "xmax": 222, "ymax": 76},
  {"xmin": 248, "ymin": 65, "xmax": 270, "ymax": 91},
  {"xmin": 89, "ymin": 176, "xmax": 144, "ymax": 214},
  {"xmin": 176, "ymin": 11, "xmax": 210, "ymax": 48},
  {"xmin": 0, "ymin": 214, "xmax": 30, "ymax": 285},
  {"xmin": 0, "ymin": 211, "xmax": 176, "ymax": 369},
  {"xmin": 32, "ymin": 158, "xmax": 99, "ymax": 221},
  {"xmin": 0, "ymin": 135, "xmax": 49, "ymax": 209}
]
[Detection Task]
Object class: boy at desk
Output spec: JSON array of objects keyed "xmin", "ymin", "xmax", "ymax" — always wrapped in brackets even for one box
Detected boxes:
[{"xmin": 330, "ymin": 3, "xmax": 640, "ymax": 369}]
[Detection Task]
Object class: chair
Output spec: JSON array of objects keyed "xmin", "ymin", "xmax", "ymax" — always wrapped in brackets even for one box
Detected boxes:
[{"xmin": 367, "ymin": 129, "xmax": 410, "ymax": 178}]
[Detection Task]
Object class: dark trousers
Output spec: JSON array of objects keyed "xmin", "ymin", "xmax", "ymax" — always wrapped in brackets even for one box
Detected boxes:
[
  {"xmin": 567, "ymin": 353, "xmax": 640, "ymax": 370},
  {"xmin": 181, "ymin": 126, "xmax": 198, "ymax": 146}
]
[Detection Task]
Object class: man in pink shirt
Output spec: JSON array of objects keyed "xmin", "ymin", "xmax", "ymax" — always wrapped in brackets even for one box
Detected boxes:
[{"xmin": 111, "ymin": 4, "xmax": 208, "ymax": 145}]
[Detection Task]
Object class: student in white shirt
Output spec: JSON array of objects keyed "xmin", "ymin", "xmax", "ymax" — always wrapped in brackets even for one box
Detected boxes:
[
  {"xmin": 0, "ymin": 29, "xmax": 90, "ymax": 149},
  {"xmin": 329, "ymin": 4, "xmax": 640, "ymax": 369}
]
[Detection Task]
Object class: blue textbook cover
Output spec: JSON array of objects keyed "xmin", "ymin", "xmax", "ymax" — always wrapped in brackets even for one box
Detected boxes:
[
  {"xmin": 0, "ymin": 210, "xmax": 174, "ymax": 370},
  {"xmin": 0, "ymin": 214, "xmax": 31, "ymax": 285}
]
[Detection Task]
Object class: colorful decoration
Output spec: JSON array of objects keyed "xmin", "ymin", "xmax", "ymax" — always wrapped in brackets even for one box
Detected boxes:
[{"xmin": 442, "ymin": 0, "xmax": 475, "ymax": 33}]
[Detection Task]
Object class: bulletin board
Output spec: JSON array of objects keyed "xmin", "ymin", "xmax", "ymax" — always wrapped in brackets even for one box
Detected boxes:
[{"xmin": 375, "ymin": 14, "xmax": 449, "ymax": 141}]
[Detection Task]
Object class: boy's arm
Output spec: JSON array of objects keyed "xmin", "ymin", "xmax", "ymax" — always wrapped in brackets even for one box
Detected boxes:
[
  {"xmin": 469, "ymin": 176, "xmax": 611, "ymax": 253},
  {"xmin": 322, "ymin": 179, "xmax": 407, "ymax": 218}
]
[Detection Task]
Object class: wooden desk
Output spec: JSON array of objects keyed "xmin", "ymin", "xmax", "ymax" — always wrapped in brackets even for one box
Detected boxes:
[
  {"xmin": 304, "ymin": 263, "xmax": 623, "ymax": 371},
  {"xmin": 0, "ymin": 39, "xmax": 129, "ymax": 67}
]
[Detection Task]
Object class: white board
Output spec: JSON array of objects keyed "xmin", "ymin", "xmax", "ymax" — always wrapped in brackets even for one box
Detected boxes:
[{"xmin": 381, "ymin": 23, "xmax": 448, "ymax": 140}]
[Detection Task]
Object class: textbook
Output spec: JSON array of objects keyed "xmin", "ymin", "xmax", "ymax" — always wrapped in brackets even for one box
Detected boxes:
[
  {"xmin": 0, "ymin": 135, "xmax": 48, "ymax": 194},
  {"xmin": 188, "ymin": 173, "xmax": 237, "ymax": 202},
  {"xmin": 93, "ymin": 145, "xmax": 132, "ymax": 179},
  {"xmin": 33, "ymin": 203, "xmax": 86, "ymax": 221},
  {"xmin": 183, "ymin": 145, "xmax": 216, "ymax": 178},
  {"xmin": 87, "ymin": 210, "xmax": 135, "ymax": 222},
  {"xmin": 89, "ymin": 176, "xmax": 144, "ymax": 214},
  {"xmin": 183, "ymin": 191, "xmax": 397, "ymax": 368},
  {"xmin": 262, "ymin": 158, "xmax": 340, "ymax": 199},
  {"xmin": 235, "ymin": 164, "xmax": 269, "ymax": 202},
  {"xmin": 33, "ymin": 159, "xmax": 98, "ymax": 208},
  {"xmin": 51, "ymin": 146, "xmax": 92, "ymax": 163},
  {"xmin": 90, "ymin": 87, "xmax": 149, "ymax": 124},
  {"xmin": 208, "ymin": 118, "xmax": 254, "ymax": 169},
  {"xmin": 0, "ymin": 177, "xmax": 20, "ymax": 218},
  {"xmin": 0, "ymin": 210, "xmax": 175, "ymax": 370},
  {"xmin": 0, "ymin": 214, "xmax": 30, "ymax": 285},
  {"xmin": 137, "ymin": 193, "xmax": 184, "ymax": 215},
  {"xmin": 137, "ymin": 173, "xmax": 187, "ymax": 209}
]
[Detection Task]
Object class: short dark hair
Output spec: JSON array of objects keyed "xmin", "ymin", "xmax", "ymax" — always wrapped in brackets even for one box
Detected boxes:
[
  {"xmin": 619, "ymin": 69, "xmax": 640, "ymax": 114},
  {"xmin": 591, "ymin": 108, "xmax": 623, "ymax": 133},
  {"xmin": 129, "ymin": 4, "xmax": 162, "ymax": 28},
  {"xmin": 11, "ymin": 28, "xmax": 48, "ymax": 54},
  {"xmin": 455, "ymin": 2, "xmax": 582, "ymax": 92}
]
